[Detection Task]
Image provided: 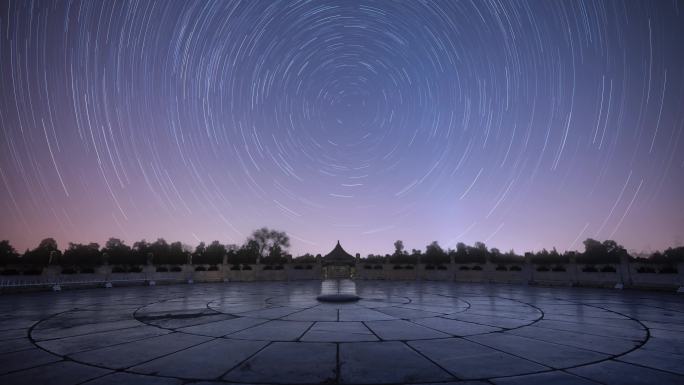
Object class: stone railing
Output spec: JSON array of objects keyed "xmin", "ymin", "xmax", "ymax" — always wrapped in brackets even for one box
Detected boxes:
[
  {"xmin": 0, "ymin": 263, "xmax": 321, "ymax": 292},
  {"xmin": 355, "ymin": 257, "xmax": 684, "ymax": 291},
  {"xmin": 1, "ymin": 257, "xmax": 682, "ymax": 293}
]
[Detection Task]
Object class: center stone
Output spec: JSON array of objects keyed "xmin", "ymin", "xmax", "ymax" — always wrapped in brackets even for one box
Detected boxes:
[{"xmin": 316, "ymin": 293, "xmax": 361, "ymax": 302}]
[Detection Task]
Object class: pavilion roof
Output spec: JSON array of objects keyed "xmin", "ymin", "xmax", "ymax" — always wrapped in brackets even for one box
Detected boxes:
[{"xmin": 323, "ymin": 241, "xmax": 355, "ymax": 263}]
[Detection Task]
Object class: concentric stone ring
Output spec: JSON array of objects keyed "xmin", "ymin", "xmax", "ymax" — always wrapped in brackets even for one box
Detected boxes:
[{"xmin": 4, "ymin": 280, "xmax": 675, "ymax": 385}]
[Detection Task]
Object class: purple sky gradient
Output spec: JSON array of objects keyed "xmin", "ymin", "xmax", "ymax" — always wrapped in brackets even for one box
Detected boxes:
[{"xmin": 1, "ymin": 1, "xmax": 683, "ymax": 256}]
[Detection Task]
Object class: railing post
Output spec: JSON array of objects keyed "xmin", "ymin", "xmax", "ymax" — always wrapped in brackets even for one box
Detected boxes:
[
  {"xmin": 416, "ymin": 254, "xmax": 422, "ymax": 282},
  {"xmin": 523, "ymin": 254, "xmax": 533, "ymax": 285},
  {"xmin": 182, "ymin": 264, "xmax": 194, "ymax": 284},
  {"xmin": 450, "ymin": 254, "xmax": 455, "ymax": 282},
  {"xmin": 222, "ymin": 254, "xmax": 229, "ymax": 282},
  {"xmin": 484, "ymin": 256, "xmax": 493, "ymax": 283},
  {"xmin": 616, "ymin": 255, "xmax": 631, "ymax": 289},
  {"xmin": 568, "ymin": 254, "xmax": 579, "ymax": 286}
]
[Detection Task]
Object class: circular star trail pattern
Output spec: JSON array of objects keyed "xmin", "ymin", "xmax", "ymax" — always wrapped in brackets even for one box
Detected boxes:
[{"xmin": 0, "ymin": 1, "xmax": 683, "ymax": 254}]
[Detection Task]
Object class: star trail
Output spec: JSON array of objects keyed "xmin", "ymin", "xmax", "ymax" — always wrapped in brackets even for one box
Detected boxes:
[{"xmin": 1, "ymin": 0, "xmax": 682, "ymax": 256}]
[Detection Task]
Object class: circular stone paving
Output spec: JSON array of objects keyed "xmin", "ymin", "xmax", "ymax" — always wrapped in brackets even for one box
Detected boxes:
[{"xmin": 1, "ymin": 281, "xmax": 683, "ymax": 385}]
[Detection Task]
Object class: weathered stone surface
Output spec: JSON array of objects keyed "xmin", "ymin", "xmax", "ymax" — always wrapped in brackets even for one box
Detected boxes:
[
  {"xmin": 300, "ymin": 321, "xmax": 378, "ymax": 342},
  {"xmin": 0, "ymin": 337, "xmax": 34, "ymax": 354},
  {"xmin": 409, "ymin": 338, "xmax": 548, "ymax": 379},
  {"xmin": 82, "ymin": 372, "xmax": 183, "ymax": 385},
  {"xmin": 131, "ymin": 339, "xmax": 267, "ymax": 379},
  {"xmin": 617, "ymin": 348, "xmax": 684, "ymax": 375},
  {"xmin": 467, "ymin": 332, "xmax": 608, "ymax": 368},
  {"xmin": 0, "ymin": 347, "xmax": 62, "ymax": 374},
  {"xmin": 365, "ymin": 319, "xmax": 450, "ymax": 340},
  {"xmin": 506, "ymin": 325, "xmax": 640, "ymax": 354},
  {"xmin": 38, "ymin": 326, "xmax": 171, "ymax": 355},
  {"xmin": 0, "ymin": 280, "xmax": 681, "ymax": 384},
  {"xmin": 224, "ymin": 342, "xmax": 336, "ymax": 384},
  {"xmin": 411, "ymin": 317, "xmax": 501, "ymax": 336},
  {"xmin": 492, "ymin": 371, "xmax": 601, "ymax": 385},
  {"xmin": 229, "ymin": 320, "xmax": 312, "ymax": 341},
  {"xmin": 0, "ymin": 361, "xmax": 110, "ymax": 385},
  {"xmin": 338, "ymin": 307, "xmax": 396, "ymax": 321},
  {"xmin": 339, "ymin": 341, "xmax": 452, "ymax": 384},
  {"xmin": 69, "ymin": 332, "xmax": 211, "ymax": 369},
  {"xmin": 568, "ymin": 360, "xmax": 684, "ymax": 385},
  {"xmin": 176, "ymin": 317, "xmax": 267, "ymax": 337},
  {"xmin": 282, "ymin": 306, "xmax": 339, "ymax": 321}
]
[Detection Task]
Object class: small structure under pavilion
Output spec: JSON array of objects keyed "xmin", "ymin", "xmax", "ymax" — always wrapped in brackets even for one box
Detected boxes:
[{"xmin": 322, "ymin": 241, "xmax": 356, "ymax": 278}]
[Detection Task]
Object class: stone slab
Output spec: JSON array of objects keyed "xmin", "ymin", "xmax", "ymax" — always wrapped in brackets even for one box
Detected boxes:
[
  {"xmin": 229, "ymin": 320, "xmax": 312, "ymax": 341},
  {"xmin": 409, "ymin": 338, "xmax": 548, "ymax": 379},
  {"xmin": 83, "ymin": 372, "xmax": 183, "ymax": 385},
  {"xmin": 365, "ymin": 319, "xmax": 450, "ymax": 340},
  {"xmin": 300, "ymin": 321, "xmax": 378, "ymax": 342},
  {"xmin": 0, "ymin": 347, "xmax": 62, "ymax": 374},
  {"xmin": 176, "ymin": 317, "xmax": 267, "ymax": 337},
  {"xmin": 131, "ymin": 338, "xmax": 267, "ymax": 379},
  {"xmin": 467, "ymin": 332, "xmax": 608, "ymax": 368},
  {"xmin": 224, "ymin": 342, "xmax": 336, "ymax": 384},
  {"xmin": 339, "ymin": 341, "xmax": 452, "ymax": 384},
  {"xmin": 69, "ymin": 332, "xmax": 211, "ymax": 369},
  {"xmin": 37, "ymin": 326, "xmax": 171, "ymax": 355},
  {"xmin": 411, "ymin": 317, "xmax": 501, "ymax": 336},
  {"xmin": 568, "ymin": 360, "xmax": 684, "ymax": 385},
  {"xmin": 492, "ymin": 371, "xmax": 601, "ymax": 385},
  {"xmin": 0, "ymin": 361, "xmax": 110, "ymax": 385}
]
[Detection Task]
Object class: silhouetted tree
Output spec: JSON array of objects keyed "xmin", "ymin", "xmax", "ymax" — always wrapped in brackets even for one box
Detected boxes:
[
  {"xmin": 193, "ymin": 242, "xmax": 206, "ymax": 261},
  {"xmin": 196, "ymin": 241, "xmax": 226, "ymax": 265},
  {"xmin": 393, "ymin": 240, "xmax": 405, "ymax": 255},
  {"xmin": 0, "ymin": 240, "xmax": 19, "ymax": 265},
  {"xmin": 248, "ymin": 228, "xmax": 290, "ymax": 260},
  {"xmin": 61, "ymin": 243, "xmax": 102, "ymax": 267},
  {"xmin": 130, "ymin": 240, "xmax": 151, "ymax": 265},
  {"xmin": 23, "ymin": 238, "xmax": 61, "ymax": 265},
  {"xmin": 450, "ymin": 242, "xmax": 468, "ymax": 262},
  {"xmin": 562, "ymin": 250, "xmax": 578, "ymax": 263},
  {"xmin": 467, "ymin": 242, "xmax": 487, "ymax": 263},
  {"xmin": 233, "ymin": 240, "xmax": 259, "ymax": 265},
  {"xmin": 149, "ymin": 238, "xmax": 170, "ymax": 264},
  {"xmin": 489, "ymin": 247, "xmax": 521, "ymax": 263},
  {"xmin": 662, "ymin": 247, "xmax": 684, "ymax": 262},
  {"xmin": 102, "ymin": 238, "xmax": 133, "ymax": 265},
  {"xmin": 579, "ymin": 238, "xmax": 625, "ymax": 263},
  {"xmin": 167, "ymin": 241, "xmax": 187, "ymax": 265},
  {"xmin": 293, "ymin": 253, "xmax": 316, "ymax": 263},
  {"xmin": 424, "ymin": 241, "xmax": 448, "ymax": 264},
  {"xmin": 363, "ymin": 254, "xmax": 385, "ymax": 263},
  {"xmin": 262, "ymin": 244, "xmax": 287, "ymax": 265}
]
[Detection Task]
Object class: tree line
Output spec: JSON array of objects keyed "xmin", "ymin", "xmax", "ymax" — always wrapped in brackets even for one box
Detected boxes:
[
  {"xmin": 1, "ymin": 231, "xmax": 682, "ymax": 269},
  {"xmin": 286, "ymin": 238, "xmax": 681, "ymax": 266},
  {"xmin": 370, "ymin": 239, "xmax": 684, "ymax": 265},
  {"xmin": 0, "ymin": 228, "xmax": 292, "ymax": 268}
]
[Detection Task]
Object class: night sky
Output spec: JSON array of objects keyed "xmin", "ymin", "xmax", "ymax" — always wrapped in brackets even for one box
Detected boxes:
[{"xmin": 1, "ymin": 0, "xmax": 683, "ymax": 256}]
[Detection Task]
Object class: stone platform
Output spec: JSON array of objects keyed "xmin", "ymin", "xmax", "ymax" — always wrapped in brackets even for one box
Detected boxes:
[{"xmin": 0, "ymin": 280, "xmax": 682, "ymax": 384}]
